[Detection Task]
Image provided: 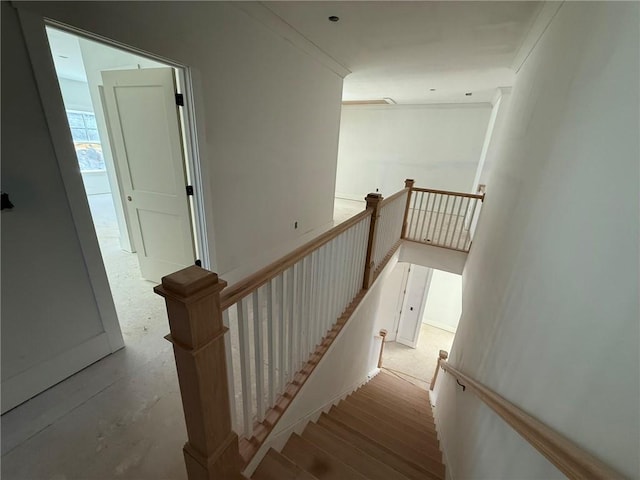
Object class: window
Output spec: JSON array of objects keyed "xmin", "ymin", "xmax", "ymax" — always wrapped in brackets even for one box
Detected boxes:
[{"xmin": 66, "ymin": 111, "xmax": 105, "ymax": 172}]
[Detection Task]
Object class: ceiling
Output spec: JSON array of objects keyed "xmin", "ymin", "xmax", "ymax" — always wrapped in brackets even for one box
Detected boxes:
[
  {"xmin": 46, "ymin": 2, "xmax": 542, "ymax": 104},
  {"xmin": 264, "ymin": 1, "xmax": 542, "ymax": 104}
]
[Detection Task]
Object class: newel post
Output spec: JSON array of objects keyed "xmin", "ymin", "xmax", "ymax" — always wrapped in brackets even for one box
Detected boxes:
[
  {"xmin": 362, "ymin": 192, "xmax": 383, "ymax": 289},
  {"xmin": 377, "ymin": 329, "xmax": 388, "ymax": 368},
  {"xmin": 154, "ymin": 266, "xmax": 242, "ymax": 480},
  {"xmin": 430, "ymin": 350, "xmax": 449, "ymax": 391},
  {"xmin": 401, "ymin": 178, "xmax": 415, "ymax": 239}
]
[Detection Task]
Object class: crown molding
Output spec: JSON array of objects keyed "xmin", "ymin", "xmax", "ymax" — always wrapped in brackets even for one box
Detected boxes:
[
  {"xmin": 512, "ymin": 1, "xmax": 564, "ymax": 73},
  {"xmin": 234, "ymin": 2, "xmax": 351, "ymax": 78}
]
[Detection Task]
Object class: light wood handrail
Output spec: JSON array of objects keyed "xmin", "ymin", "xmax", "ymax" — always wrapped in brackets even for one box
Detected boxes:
[
  {"xmin": 221, "ymin": 208, "xmax": 373, "ymax": 309},
  {"xmin": 377, "ymin": 329, "xmax": 388, "ymax": 368},
  {"xmin": 412, "ymin": 187, "xmax": 485, "ymax": 200},
  {"xmin": 436, "ymin": 354, "xmax": 623, "ymax": 479},
  {"xmin": 378, "ymin": 186, "xmax": 410, "ymax": 207},
  {"xmin": 430, "ymin": 350, "xmax": 448, "ymax": 390}
]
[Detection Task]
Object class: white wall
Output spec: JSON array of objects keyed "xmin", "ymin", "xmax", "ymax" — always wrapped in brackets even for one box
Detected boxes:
[
  {"xmin": 58, "ymin": 77, "xmax": 92, "ymax": 111},
  {"xmin": 422, "ymin": 270, "xmax": 461, "ymax": 333},
  {"xmin": 335, "ymin": 104, "xmax": 491, "ymax": 200},
  {"xmin": 19, "ymin": 1, "xmax": 344, "ymax": 275},
  {"xmin": 3, "ymin": 1, "xmax": 344, "ymax": 410},
  {"xmin": 1, "ymin": 3, "xmax": 116, "ymax": 412},
  {"xmin": 470, "ymin": 87, "xmax": 511, "ymax": 193},
  {"xmin": 399, "ymin": 241, "xmax": 466, "ymax": 275},
  {"xmin": 434, "ymin": 3, "xmax": 639, "ymax": 478}
]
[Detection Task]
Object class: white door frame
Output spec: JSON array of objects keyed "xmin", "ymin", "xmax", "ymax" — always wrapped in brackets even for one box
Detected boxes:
[
  {"xmin": 388, "ymin": 262, "xmax": 411, "ymax": 342},
  {"xmin": 17, "ymin": 12, "xmax": 213, "ymax": 324},
  {"xmin": 396, "ymin": 265, "xmax": 433, "ymax": 348}
]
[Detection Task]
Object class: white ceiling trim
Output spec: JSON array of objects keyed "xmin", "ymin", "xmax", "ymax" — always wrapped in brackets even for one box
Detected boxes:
[
  {"xmin": 341, "ymin": 102, "xmax": 492, "ymax": 111},
  {"xmin": 234, "ymin": 2, "xmax": 351, "ymax": 78},
  {"xmin": 511, "ymin": 1, "xmax": 564, "ymax": 73}
]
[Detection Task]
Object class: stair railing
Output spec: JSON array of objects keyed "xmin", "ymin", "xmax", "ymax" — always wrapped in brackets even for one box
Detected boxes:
[
  {"xmin": 156, "ymin": 181, "xmax": 412, "ymax": 479},
  {"xmin": 402, "ymin": 184, "xmax": 484, "ymax": 252},
  {"xmin": 433, "ymin": 351, "xmax": 623, "ymax": 479}
]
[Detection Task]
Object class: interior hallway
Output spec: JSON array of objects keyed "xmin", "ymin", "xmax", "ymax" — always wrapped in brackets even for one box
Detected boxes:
[
  {"xmin": 1, "ymin": 195, "xmax": 371, "ymax": 480},
  {"xmin": 382, "ymin": 324, "xmax": 455, "ymax": 391},
  {"xmin": 2, "ymin": 192, "xmax": 185, "ymax": 479}
]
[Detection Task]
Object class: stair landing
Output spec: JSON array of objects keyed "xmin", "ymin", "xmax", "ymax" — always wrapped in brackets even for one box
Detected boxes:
[{"xmin": 252, "ymin": 371, "xmax": 445, "ymax": 479}]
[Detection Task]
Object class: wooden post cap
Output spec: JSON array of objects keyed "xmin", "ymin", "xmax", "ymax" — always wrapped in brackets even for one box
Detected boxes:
[
  {"xmin": 154, "ymin": 265, "xmax": 226, "ymax": 299},
  {"xmin": 439, "ymin": 350, "xmax": 449, "ymax": 360},
  {"xmin": 364, "ymin": 193, "xmax": 383, "ymax": 207},
  {"xmin": 404, "ymin": 179, "xmax": 415, "ymax": 188}
]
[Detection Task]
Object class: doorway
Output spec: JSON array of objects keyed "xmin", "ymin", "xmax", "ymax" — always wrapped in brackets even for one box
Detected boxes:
[
  {"xmin": 380, "ymin": 262, "xmax": 461, "ymax": 388},
  {"xmin": 45, "ymin": 27, "xmax": 202, "ymax": 337}
]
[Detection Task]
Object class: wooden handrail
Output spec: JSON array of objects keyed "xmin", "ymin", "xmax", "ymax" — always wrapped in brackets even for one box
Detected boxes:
[
  {"xmin": 221, "ymin": 208, "xmax": 373, "ymax": 309},
  {"xmin": 412, "ymin": 187, "xmax": 485, "ymax": 200},
  {"xmin": 378, "ymin": 186, "xmax": 410, "ymax": 207},
  {"xmin": 430, "ymin": 350, "xmax": 448, "ymax": 390},
  {"xmin": 436, "ymin": 354, "xmax": 623, "ymax": 479},
  {"xmin": 377, "ymin": 329, "xmax": 388, "ymax": 368}
]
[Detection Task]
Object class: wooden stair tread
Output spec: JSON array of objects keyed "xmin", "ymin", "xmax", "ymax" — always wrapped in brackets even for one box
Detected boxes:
[
  {"xmin": 375, "ymin": 371, "xmax": 431, "ymax": 392},
  {"xmin": 331, "ymin": 404, "xmax": 442, "ymax": 463},
  {"xmin": 362, "ymin": 380, "xmax": 432, "ymax": 407},
  {"xmin": 371, "ymin": 374, "xmax": 432, "ymax": 401},
  {"xmin": 282, "ymin": 433, "xmax": 368, "ymax": 480},
  {"xmin": 301, "ymin": 422, "xmax": 411, "ymax": 480},
  {"xmin": 253, "ymin": 373, "xmax": 445, "ymax": 480},
  {"xmin": 318, "ymin": 413, "xmax": 443, "ymax": 480},
  {"xmin": 356, "ymin": 385, "xmax": 433, "ymax": 410},
  {"xmin": 252, "ymin": 449, "xmax": 318, "ymax": 480},
  {"xmin": 343, "ymin": 395, "xmax": 438, "ymax": 440},
  {"xmin": 334, "ymin": 402, "xmax": 441, "ymax": 455},
  {"xmin": 326, "ymin": 407, "xmax": 445, "ymax": 477},
  {"xmin": 351, "ymin": 389, "xmax": 436, "ymax": 426},
  {"xmin": 355, "ymin": 387, "xmax": 434, "ymax": 419}
]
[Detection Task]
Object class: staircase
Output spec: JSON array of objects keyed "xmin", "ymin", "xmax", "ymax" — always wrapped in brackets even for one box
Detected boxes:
[{"xmin": 252, "ymin": 371, "xmax": 445, "ymax": 480}]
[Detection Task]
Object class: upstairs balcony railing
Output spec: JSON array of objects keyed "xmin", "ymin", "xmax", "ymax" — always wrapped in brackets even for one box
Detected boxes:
[
  {"xmin": 402, "ymin": 185, "xmax": 484, "ymax": 251},
  {"xmin": 154, "ymin": 179, "xmax": 483, "ymax": 479}
]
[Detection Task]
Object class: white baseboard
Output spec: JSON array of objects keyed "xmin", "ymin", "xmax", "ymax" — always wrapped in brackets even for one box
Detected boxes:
[
  {"xmin": 242, "ymin": 370, "xmax": 379, "ymax": 477},
  {"xmin": 335, "ymin": 192, "xmax": 366, "ymax": 203},
  {"xmin": 423, "ymin": 320, "xmax": 457, "ymax": 334},
  {"xmin": 1, "ymin": 333, "xmax": 112, "ymax": 414}
]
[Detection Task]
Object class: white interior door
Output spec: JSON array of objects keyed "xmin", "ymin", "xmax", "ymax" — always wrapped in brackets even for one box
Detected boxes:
[
  {"xmin": 101, "ymin": 68, "xmax": 195, "ymax": 282},
  {"xmin": 377, "ymin": 263, "xmax": 410, "ymax": 342},
  {"xmin": 396, "ymin": 265, "xmax": 432, "ymax": 348}
]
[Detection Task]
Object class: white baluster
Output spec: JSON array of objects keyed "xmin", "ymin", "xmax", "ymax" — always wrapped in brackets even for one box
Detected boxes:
[
  {"xmin": 276, "ymin": 273, "xmax": 285, "ymax": 395},
  {"xmin": 222, "ymin": 308, "xmax": 238, "ymax": 434},
  {"xmin": 252, "ymin": 291, "xmax": 264, "ymax": 422},
  {"xmin": 236, "ymin": 298, "xmax": 253, "ymax": 438},
  {"xmin": 266, "ymin": 280, "xmax": 275, "ymax": 407},
  {"xmin": 286, "ymin": 267, "xmax": 295, "ymax": 383}
]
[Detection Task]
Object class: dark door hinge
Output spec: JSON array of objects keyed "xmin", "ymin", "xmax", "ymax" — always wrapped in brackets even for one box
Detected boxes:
[
  {"xmin": 175, "ymin": 93, "xmax": 184, "ymax": 106},
  {"xmin": 186, "ymin": 185, "xmax": 194, "ymax": 196}
]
